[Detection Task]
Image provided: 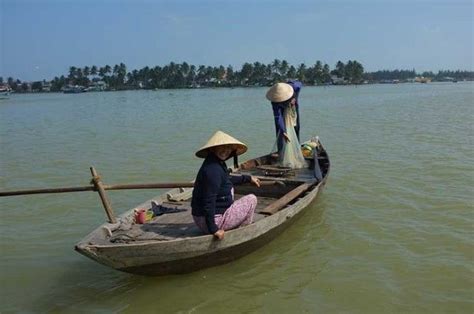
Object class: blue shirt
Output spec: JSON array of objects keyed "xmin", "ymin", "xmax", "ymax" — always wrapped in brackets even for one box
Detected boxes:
[{"xmin": 271, "ymin": 80, "xmax": 303, "ymax": 137}]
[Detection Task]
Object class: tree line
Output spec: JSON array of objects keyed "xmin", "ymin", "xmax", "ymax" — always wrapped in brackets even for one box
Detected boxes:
[
  {"xmin": 1, "ymin": 60, "xmax": 473, "ymax": 92},
  {"xmin": 364, "ymin": 69, "xmax": 474, "ymax": 81},
  {"xmin": 2, "ymin": 59, "xmax": 364, "ymax": 92}
]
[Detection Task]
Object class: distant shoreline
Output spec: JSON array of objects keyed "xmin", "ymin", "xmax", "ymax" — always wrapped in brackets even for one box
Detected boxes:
[
  {"xmin": 2, "ymin": 59, "xmax": 472, "ymax": 93},
  {"xmin": 2, "ymin": 80, "xmax": 472, "ymax": 96}
]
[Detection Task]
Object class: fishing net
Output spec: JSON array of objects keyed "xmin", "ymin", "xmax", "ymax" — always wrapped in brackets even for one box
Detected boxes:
[{"xmin": 272, "ymin": 105, "xmax": 306, "ymax": 169}]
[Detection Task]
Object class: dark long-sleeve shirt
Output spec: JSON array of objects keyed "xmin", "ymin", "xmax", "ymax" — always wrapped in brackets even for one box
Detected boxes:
[
  {"xmin": 191, "ymin": 153, "xmax": 251, "ymax": 234},
  {"xmin": 272, "ymin": 102, "xmax": 287, "ymax": 135},
  {"xmin": 271, "ymin": 80, "xmax": 303, "ymax": 140}
]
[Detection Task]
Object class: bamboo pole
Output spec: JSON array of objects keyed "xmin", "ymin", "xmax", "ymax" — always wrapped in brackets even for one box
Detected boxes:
[
  {"xmin": 105, "ymin": 182, "xmax": 194, "ymax": 190},
  {"xmin": 0, "ymin": 182, "xmax": 196, "ymax": 197},
  {"xmin": 0, "ymin": 166, "xmax": 285, "ymax": 222},
  {"xmin": 90, "ymin": 167, "xmax": 116, "ymax": 224},
  {"xmin": 0, "ymin": 186, "xmax": 95, "ymax": 196},
  {"xmin": 0, "ymin": 181, "xmax": 280, "ymax": 197}
]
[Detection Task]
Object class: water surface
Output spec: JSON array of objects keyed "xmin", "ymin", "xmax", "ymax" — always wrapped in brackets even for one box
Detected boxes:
[{"xmin": 1, "ymin": 83, "xmax": 473, "ymax": 313}]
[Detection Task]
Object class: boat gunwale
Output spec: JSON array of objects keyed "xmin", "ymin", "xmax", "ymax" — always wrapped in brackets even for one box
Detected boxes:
[
  {"xmin": 76, "ymin": 141, "xmax": 330, "ymax": 254},
  {"xmin": 78, "ymin": 179, "xmax": 322, "ymax": 250}
]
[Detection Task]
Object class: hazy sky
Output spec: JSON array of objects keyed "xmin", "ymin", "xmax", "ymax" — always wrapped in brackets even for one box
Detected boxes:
[{"xmin": 1, "ymin": 0, "xmax": 473, "ymax": 81}]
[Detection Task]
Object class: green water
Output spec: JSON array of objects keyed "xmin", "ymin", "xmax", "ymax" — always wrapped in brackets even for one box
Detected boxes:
[{"xmin": 1, "ymin": 83, "xmax": 473, "ymax": 313}]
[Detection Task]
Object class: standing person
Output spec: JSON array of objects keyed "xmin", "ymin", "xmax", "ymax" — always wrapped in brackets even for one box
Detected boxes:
[
  {"xmin": 266, "ymin": 81, "xmax": 303, "ymax": 149},
  {"xmin": 191, "ymin": 130, "xmax": 261, "ymax": 240},
  {"xmin": 266, "ymin": 82, "xmax": 306, "ymax": 168}
]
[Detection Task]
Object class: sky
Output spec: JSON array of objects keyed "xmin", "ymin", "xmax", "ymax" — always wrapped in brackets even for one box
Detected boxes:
[{"xmin": 1, "ymin": 0, "xmax": 473, "ymax": 81}]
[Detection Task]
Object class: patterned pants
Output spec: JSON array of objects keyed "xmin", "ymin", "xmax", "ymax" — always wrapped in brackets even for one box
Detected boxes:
[{"xmin": 193, "ymin": 194, "xmax": 257, "ymax": 234}]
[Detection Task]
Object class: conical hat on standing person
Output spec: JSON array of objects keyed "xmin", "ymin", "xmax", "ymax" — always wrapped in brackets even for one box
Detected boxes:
[
  {"xmin": 195, "ymin": 130, "xmax": 248, "ymax": 158},
  {"xmin": 266, "ymin": 82, "xmax": 294, "ymax": 103}
]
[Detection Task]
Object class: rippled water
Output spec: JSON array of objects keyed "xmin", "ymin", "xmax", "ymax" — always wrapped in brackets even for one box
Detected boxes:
[{"xmin": 1, "ymin": 83, "xmax": 473, "ymax": 313}]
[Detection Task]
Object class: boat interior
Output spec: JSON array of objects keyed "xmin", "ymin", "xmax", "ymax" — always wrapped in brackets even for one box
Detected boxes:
[{"xmin": 97, "ymin": 148, "xmax": 329, "ymax": 245}]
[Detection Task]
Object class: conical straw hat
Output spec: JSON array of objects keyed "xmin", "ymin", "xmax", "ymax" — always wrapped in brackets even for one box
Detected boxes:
[
  {"xmin": 266, "ymin": 82, "xmax": 294, "ymax": 102},
  {"xmin": 195, "ymin": 130, "xmax": 248, "ymax": 158}
]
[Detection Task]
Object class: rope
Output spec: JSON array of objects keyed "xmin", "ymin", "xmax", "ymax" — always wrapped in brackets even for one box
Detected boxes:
[{"xmin": 90, "ymin": 175, "xmax": 101, "ymax": 185}]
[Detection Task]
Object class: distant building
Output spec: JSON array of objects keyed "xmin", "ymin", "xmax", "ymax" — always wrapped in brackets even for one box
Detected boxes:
[
  {"xmin": 415, "ymin": 76, "xmax": 432, "ymax": 83},
  {"xmin": 330, "ymin": 75, "xmax": 346, "ymax": 85},
  {"xmin": 42, "ymin": 81, "xmax": 52, "ymax": 92},
  {"xmin": 87, "ymin": 80, "xmax": 107, "ymax": 91},
  {"xmin": 437, "ymin": 76, "xmax": 455, "ymax": 82},
  {"xmin": 379, "ymin": 79, "xmax": 400, "ymax": 84}
]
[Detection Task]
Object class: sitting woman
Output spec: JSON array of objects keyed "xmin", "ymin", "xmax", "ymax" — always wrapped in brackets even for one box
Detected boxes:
[{"xmin": 191, "ymin": 130, "xmax": 260, "ymax": 240}]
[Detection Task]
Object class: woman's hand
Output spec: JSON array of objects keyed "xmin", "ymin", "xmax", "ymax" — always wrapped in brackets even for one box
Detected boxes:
[
  {"xmin": 283, "ymin": 132, "xmax": 291, "ymax": 142},
  {"xmin": 214, "ymin": 229, "xmax": 225, "ymax": 240},
  {"xmin": 250, "ymin": 176, "xmax": 261, "ymax": 187}
]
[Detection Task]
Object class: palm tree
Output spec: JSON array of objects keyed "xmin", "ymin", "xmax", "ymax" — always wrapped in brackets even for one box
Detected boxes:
[
  {"xmin": 68, "ymin": 66, "xmax": 77, "ymax": 83},
  {"xmin": 287, "ymin": 65, "xmax": 296, "ymax": 80},
  {"xmin": 99, "ymin": 66, "xmax": 106, "ymax": 78},
  {"xmin": 335, "ymin": 61, "xmax": 345, "ymax": 78},
  {"xmin": 250, "ymin": 62, "xmax": 264, "ymax": 85},
  {"xmin": 217, "ymin": 65, "xmax": 226, "ymax": 80},
  {"xmin": 297, "ymin": 63, "xmax": 306, "ymax": 82},
  {"xmin": 83, "ymin": 66, "xmax": 90, "ymax": 78},
  {"xmin": 314, "ymin": 61, "xmax": 323, "ymax": 84},
  {"xmin": 113, "ymin": 64, "xmax": 120, "ymax": 76},
  {"xmin": 344, "ymin": 60, "xmax": 354, "ymax": 81},
  {"xmin": 118, "ymin": 63, "xmax": 127, "ymax": 86},
  {"xmin": 197, "ymin": 65, "xmax": 206, "ymax": 85},
  {"xmin": 350, "ymin": 60, "xmax": 364, "ymax": 83},
  {"xmin": 225, "ymin": 65, "xmax": 234, "ymax": 86},
  {"xmin": 279, "ymin": 60, "xmax": 289, "ymax": 80},
  {"xmin": 91, "ymin": 66, "xmax": 98, "ymax": 76},
  {"xmin": 240, "ymin": 62, "xmax": 253, "ymax": 85},
  {"xmin": 189, "ymin": 65, "xmax": 197, "ymax": 87},
  {"xmin": 322, "ymin": 64, "xmax": 331, "ymax": 83},
  {"xmin": 271, "ymin": 59, "xmax": 281, "ymax": 82}
]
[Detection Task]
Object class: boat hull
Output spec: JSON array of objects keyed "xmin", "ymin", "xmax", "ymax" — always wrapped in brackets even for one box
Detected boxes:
[
  {"xmin": 76, "ymin": 178, "xmax": 328, "ymax": 275},
  {"xmin": 76, "ymin": 140, "xmax": 330, "ymax": 275},
  {"xmin": 124, "ymin": 183, "xmax": 326, "ymax": 275}
]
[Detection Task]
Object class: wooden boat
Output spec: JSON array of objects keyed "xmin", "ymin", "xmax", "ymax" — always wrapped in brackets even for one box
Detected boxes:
[
  {"xmin": 0, "ymin": 84, "xmax": 11, "ymax": 97},
  {"xmin": 63, "ymin": 85, "xmax": 86, "ymax": 93},
  {"xmin": 75, "ymin": 138, "xmax": 330, "ymax": 275}
]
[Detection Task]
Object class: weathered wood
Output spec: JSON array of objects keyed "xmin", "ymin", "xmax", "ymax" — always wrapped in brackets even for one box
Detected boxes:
[
  {"xmin": 75, "ymin": 139, "xmax": 330, "ymax": 276},
  {"xmin": 166, "ymin": 188, "xmax": 193, "ymax": 202},
  {"xmin": 313, "ymin": 147, "xmax": 323, "ymax": 181},
  {"xmin": 255, "ymin": 180, "xmax": 284, "ymax": 187},
  {"xmin": 258, "ymin": 183, "xmax": 312, "ymax": 215},
  {"xmin": 0, "ymin": 186, "xmax": 95, "ymax": 196},
  {"xmin": 75, "ymin": 180, "xmax": 325, "ymax": 275},
  {"xmin": 0, "ymin": 182, "xmax": 196, "ymax": 197},
  {"xmin": 105, "ymin": 182, "xmax": 194, "ymax": 190},
  {"xmin": 90, "ymin": 167, "xmax": 116, "ymax": 224},
  {"xmin": 0, "ymin": 174, "xmax": 283, "ymax": 198}
]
